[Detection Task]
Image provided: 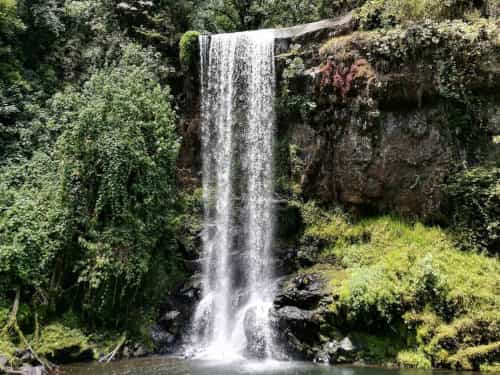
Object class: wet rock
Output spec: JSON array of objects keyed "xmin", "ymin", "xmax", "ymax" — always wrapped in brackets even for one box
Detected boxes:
[
  {"xmin": 272, "ymin": 306, "xmax": 320, "ymax": 344},
  {"xmin": 314, "ymin": 337, "xmax": 357, "ymax": 364},
  {"xmin": 159, "ymin": 310, "xmax": 182, "ymax": 335},
  {"xmin": 151, "ymin": 324, "xmax": 176, "ymax": 353},
  {"xmin": 154, "ymin": 275, "xmax": 203, "ymax": 354},
  {"xmin": 19, "ymin": 364, "xmax": 46, "ymax": 375},
  {"xmin": 122, "ymin": 345, "xmax": 131, "ymax": 359},
  {"xmin": 275, "ymin": 201, "xmax": 302, "ymax": 240},
  {"xmin": 0, "ymin": 355, "xmax": 8, "ymax": 367},
  {"xmin": 273, "ymin": 245, "xmax": 298, "ymax": 276},
  {"xmin": 275, "ymin": 273, "xmax": 326, "ymax": 309},
  {"xmin": 15, "ymin": 348, "xmax": 34, "ymax": 363},
  {"xmin": 133, "ymin": 344, "xmax": 148, "ymax": 358}
]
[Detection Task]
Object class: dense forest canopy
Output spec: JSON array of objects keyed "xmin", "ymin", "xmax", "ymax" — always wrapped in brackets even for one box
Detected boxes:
[{"xmin": 0, "ymin": 0, "xmax": 498, "ymax": 371}]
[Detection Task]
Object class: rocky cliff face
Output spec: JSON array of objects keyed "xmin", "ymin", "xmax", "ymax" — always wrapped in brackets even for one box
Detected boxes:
[
  {"xmin": 179, "ymin": 19, "xmax": 499, "ymax": 219},
  {"xmin": 169, "ymin": 17, "xmax": 500, "ymax": 364},
  {"xmin": 274, "ymin": 21, "xmax": 499, "ymax": 218}
]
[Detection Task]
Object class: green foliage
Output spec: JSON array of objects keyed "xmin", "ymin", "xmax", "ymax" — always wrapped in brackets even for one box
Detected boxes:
[
  {"xmin": 179, "ymin": 30, "xmax": 200, "ymax": 70},
  {"xmin": 279, "ymin": 56, "xmax": 317, "ymax": 120},
  {"xmin": 255, "ymin": 0, "xmax": 322, "ymax": 28},
  {"xmin": 397, "ymin": 350, "xmax": 432, "ymax": 369},
  {"xmin": 447, "ymin": 342, "xmax": 500, "ymax": 370},
  {"xmin": 299, "ymin": 206, "xmax": 500, "ymax": 368},
  {"xmin": 445, "ymin": 164, "xmax": 500, "ymax": 253},
  {"xmin": 191, "ymin": 0, "xmax": 343, "ymax": 32},
  {"xmin": 0, "ymin": 0, "xmax": 25, "ymax": 82},
  {"xmin": 350, "ymin": 332, "xmax": 407, "ymax": 364},
  {"xmin": 354, "ymin": 0, "xmax": 483, "ymax": 30},
  {"xmin": 0, "ymin": 153, "xmax": 67, "ymax": 292},
  {"xmin": 53, "ymin": 44, "xmax": 180, "ymax": 325},
  {"xmin": 35, "ymin": 323, "xmax": 92, "ymax": 360},
  {"xmin": 359, "ymin": 19, "xmax": 498, "ymax": 102},
  {"xmin": 0, "ymin": 333, "xmax": 16, "ymax": 360}
]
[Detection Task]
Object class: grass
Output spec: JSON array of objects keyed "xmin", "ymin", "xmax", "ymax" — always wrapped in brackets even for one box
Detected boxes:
[{"xmin": 296, "ymin": 202, "xmax": 500, "ymax": 369}]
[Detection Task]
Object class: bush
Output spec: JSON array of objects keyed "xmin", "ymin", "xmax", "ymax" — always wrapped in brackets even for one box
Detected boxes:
[
  {"xmin": 445, "ymin": 164, "xmax": 500, "ymax": 253},
  {"xmin": 179, "ymin": 30, "xmax": 200, "ymax": 70},
  {"xmin": 54, "ymin": 44, "xmax": 180, "ymax": 326},
  {"xmin": 0, "ymin": 153, "xmax": 67, "ymax": 292},
  {"xmin": 397, "ymin": 350, "xmax": 432, "ymax": 369}
]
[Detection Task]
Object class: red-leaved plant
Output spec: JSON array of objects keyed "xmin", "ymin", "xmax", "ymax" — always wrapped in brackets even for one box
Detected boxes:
[{"xmin": 320, "ymin": 58, "xmax": 369, "ymax": 98}]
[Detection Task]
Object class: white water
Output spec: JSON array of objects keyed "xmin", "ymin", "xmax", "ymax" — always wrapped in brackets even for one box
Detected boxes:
[{"xmin": 189, "ymin": 30, "xmax": 277, "ymax": 360}]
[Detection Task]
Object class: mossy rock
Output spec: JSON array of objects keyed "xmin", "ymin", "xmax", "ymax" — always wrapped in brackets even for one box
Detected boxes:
[{"xmin": 35, "ymin": 323, "xmax": 94, "ymax": 364}]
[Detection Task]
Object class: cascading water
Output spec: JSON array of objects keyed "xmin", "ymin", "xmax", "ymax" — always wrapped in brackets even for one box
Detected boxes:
[{"xmin": 189, "ymin": 29, "xmax": 277, "ymax": 360}]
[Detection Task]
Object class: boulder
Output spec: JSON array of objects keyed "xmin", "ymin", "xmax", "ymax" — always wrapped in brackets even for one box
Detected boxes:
[
  {"xmin": 275, "ymin": 273, "xmax": 326, "ymax": 309},
  {"xmin": 19, "ymin": 364, "xmax": 46, "ymax": 375},
  {"xmin": 132, "ymin": 343, "xmax": 149, "ymax": 358},
  {"xmin": 159, "ymin": 310, "xmax": 182, "ymax": 335},
  {"xmin": 314, "ymin": 337, "xmax": 357, "ymax": 364},
  {"xmin": 272, "ymin": 306, "xmax": 320, "ymax": 344},
  {"xmin": 151, "ymin": 324, "xmax": 176, "ymax": 353}
]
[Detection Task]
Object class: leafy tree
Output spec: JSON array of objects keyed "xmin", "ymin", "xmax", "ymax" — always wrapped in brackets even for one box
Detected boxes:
[{"xmin": 52, "ymin": 44, "xmax": 180, "ymax": 325}]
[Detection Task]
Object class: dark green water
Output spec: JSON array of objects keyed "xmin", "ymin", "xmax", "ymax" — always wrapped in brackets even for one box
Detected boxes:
[{"xmin": 62, "ymin": 357, "xmax": 479, "ymax": 375}]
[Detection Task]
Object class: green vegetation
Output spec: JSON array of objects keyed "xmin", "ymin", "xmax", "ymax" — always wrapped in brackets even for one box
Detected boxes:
[
  {"xmin": 180, "ymin": 31, "xmax": 201, "ymax": 70},
  {"xmin": 320, "ymin": 18, "xmax": 498, "ymax": 104},
  {"xmin": 296, "ymin": 202, "xmax": 500, "ymax": 369},
  {"xmin": 35, "ymin": 323, "xmax": 93, "ymax": 363},
  {"xmin": 397, "ymin": 350, "xmax": 432, "ymax": 369},
  {"xmin": 445, "ymin": 164, "xmax": 500, "ymax": 253},
  {"xmin": 0, "ymin": 0, "xmax": 498, "ymax": 370},
  {"xmin": 354, "ymin": 0, "xmax": 483, "ymax": 29}
]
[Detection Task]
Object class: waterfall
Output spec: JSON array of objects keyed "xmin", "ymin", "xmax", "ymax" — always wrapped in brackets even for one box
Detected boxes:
[{"xmin": 190, "ymin": 30, "xmax": 277, "ymax": 360}]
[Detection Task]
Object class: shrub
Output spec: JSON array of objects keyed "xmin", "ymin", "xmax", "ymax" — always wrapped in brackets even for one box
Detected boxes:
[
  {"xmin": 0, "ymin": 334, "xmax": 16, "ymax": 360},
  {"xmin": 0, "ymin": 153, "xmax": 67, "ymax": 292},
  {"xmin": 179, "ymin": 30, "xmax": 200, "ymax": 70},
  {"xmin": 397, "ymin": 350, "xmax": 432, "ymax": 369}
]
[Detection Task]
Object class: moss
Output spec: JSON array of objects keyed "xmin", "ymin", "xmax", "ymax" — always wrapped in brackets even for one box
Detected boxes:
[
  {"xmin": 481, "ymin": 363, "xmax": 500, "ymax": 372},
  {"xmin": 397, "ymin": 350, "xmax": 432, "ymax": 369},
  {"xmin": 0, "ymin": 334, "xmax": 16, "ymax": 361},
  {"xmin": 179, "ymin": 30, "xmax": 200, "ymax": 70},
  {"xmin": 35, "ymin": 323, "xmax": 94, "ymax": 363},
  {"xmin": 447, "ymin": 342, "xmax": 500, "ymax": 370}
]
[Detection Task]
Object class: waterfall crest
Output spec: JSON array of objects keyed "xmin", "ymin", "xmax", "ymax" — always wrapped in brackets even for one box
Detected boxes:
[{"xmin": 190, "ymin": 30, "xmax": 277, "ymax": 360}]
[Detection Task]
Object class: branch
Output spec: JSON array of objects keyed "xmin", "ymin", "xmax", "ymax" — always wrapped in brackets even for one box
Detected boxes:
[
  {"xmin": 1, "ymin": 287, "xmax": 20, "ymax": 335},
  {"xmin": 14, "ymin": 322, "xmax": 56, "ymax": 372},
  {"xmin": 99, "ymin": 334, "xmax": 127, "ymax": 363}
]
